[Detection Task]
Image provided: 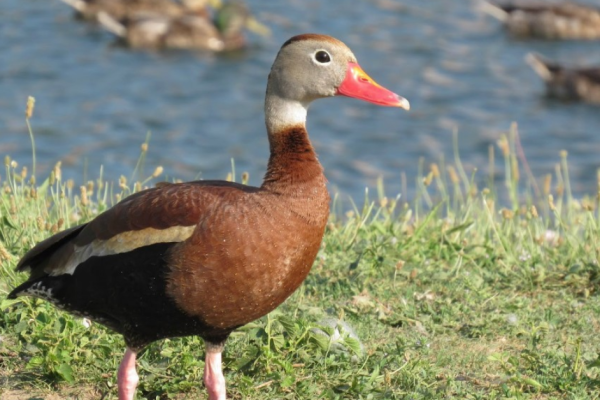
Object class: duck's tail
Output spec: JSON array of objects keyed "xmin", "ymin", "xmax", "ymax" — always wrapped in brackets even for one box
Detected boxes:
[
  {"xmin": 525, "ymin": 52, "xmax": 555, "ymax": 81},
  {"xmin": 59, "ymin": 0, "xmax": 87, "ymax": 13},
  {"xmin": 479, "ymin": 1, "xmax": 509, "ymax": 22},
  {"xmin": 97, "ymin": 11, "xmax": 127, "ymax": 38}
]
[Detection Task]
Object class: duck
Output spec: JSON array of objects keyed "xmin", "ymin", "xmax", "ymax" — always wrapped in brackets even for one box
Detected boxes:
[
  {"xmin": 97, "ymin": 1, "xmax": 270, "ymax": 51},
  {"xmin": 60, "ymin": 0, "xmax": 217, "ymax": 21},
  {"xmin": 482, "ymin": 1, "xmax": 600, "ymax": 39},
  {"xmin": 526, "ymin": 52, "xmax": 600, "ymax": 103},
  {"xmin": 8, "ymin": 34, "xmax": 409, "ymax": 400}
]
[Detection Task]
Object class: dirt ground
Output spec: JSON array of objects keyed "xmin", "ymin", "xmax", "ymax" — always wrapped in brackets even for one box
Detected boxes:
[{"xmin": 0, "ymin": 387, "xmax": 102, "ymax": 400}]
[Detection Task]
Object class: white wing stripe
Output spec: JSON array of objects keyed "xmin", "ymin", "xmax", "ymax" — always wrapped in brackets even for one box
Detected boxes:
[{"xmin": 51, "ymin": 225, "xmax": 196, "ymax": 275}]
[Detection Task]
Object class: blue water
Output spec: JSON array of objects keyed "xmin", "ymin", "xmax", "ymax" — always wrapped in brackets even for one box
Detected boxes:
[{"xmin": 2, "ymin": 0, "xmax": 600, "ymax": 202}]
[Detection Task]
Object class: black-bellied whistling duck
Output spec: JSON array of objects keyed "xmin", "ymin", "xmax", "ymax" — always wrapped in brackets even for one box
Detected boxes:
[
  {"xmin": 526, "ymin": 52, "xmax": 600, "ymax": 103},
  {"xmin": 482, "ymin": 1, "xmax": 600, "ymax": 39},
  {"xmin": 97, "ymin": 1, "xmax": 270, "ymax": 51},
  {"xmin": 8, "ymin": 34, "xmax": 409, "ymax": 400},
  {"xmin": 60, "ymin": 0, "xmax": 217, "ymax": 21}
]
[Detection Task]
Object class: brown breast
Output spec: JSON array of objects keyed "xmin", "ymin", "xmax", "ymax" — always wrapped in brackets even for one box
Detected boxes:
[{"xmin": 166, "ymin": 125, "xmax": 330, "ymax": 329}]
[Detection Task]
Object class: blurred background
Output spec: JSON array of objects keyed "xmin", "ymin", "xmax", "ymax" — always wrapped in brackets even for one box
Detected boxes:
[{"xmin": 1, "ymin": 0, "xmax": 600, "ymax": 203}]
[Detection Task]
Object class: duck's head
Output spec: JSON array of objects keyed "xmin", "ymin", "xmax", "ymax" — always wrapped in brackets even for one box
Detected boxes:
[
  {"xmin": 181, "ymin": 0, "xmax": 222, "ymax": 12},
  {"xmin": 214, "ymin": 2, "xmax": 270, "ymax": 38},
  {"xmin": 267, "ymin": 34, "xmax": 410, "ymax": 110}
]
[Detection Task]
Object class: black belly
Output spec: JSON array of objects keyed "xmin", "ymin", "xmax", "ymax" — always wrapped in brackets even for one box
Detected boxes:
[{"xmin": 32, "ymin": 242, "xmax": 232, "ymax": 350}]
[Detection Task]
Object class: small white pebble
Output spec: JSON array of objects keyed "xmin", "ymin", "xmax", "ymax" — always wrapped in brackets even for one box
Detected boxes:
[{"xmin": 506, "ymin": 314, "xmax": 518, "ymax": 325}]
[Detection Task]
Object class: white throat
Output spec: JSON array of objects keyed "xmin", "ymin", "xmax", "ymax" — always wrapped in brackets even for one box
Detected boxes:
[{"xmin": 264, "ymin": 95, "xmax": 309, "ymax": 134}]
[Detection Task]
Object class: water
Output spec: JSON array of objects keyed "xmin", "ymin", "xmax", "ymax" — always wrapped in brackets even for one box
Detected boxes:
[{"xmin": 2, "ymin": 0, "xmax": 600, "ymax": 203}]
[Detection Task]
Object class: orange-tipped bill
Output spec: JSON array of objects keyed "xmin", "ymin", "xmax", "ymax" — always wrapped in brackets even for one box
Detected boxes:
[{"xmin": 336, "ymin": 62, "xmax": 410, "ymax": 110}]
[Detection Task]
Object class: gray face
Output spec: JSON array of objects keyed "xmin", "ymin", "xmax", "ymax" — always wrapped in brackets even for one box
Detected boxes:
[{"xmin": 266, "ymin": 36, "xmax": 358, "ymax": 104}]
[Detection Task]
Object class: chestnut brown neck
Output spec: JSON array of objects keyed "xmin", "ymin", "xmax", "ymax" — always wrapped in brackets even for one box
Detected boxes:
[
  {"xmin": 261, "ymin": 125, "xmax": 324, "ymax": 195},
  {"xmin": 262, "ymin": 88, "xmax": 325, "ymax": 192},
  {"xmin": 260, "ymin": 78, "xmax": 330, "ymax": 227}
]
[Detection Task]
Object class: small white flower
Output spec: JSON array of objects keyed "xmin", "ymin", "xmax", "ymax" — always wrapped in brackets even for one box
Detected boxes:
[
  {"xmin": 519, "ymin": 252, "xmax": 531, "ymax": 262},
  {"xmin": 544, "ymin": 230, "xmax": 559, "ymax": 244}
]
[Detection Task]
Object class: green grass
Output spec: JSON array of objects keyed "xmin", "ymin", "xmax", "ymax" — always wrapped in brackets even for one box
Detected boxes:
[{"xmin": 1, "ymin": 124, "xmax": 600, "ymax": 399}]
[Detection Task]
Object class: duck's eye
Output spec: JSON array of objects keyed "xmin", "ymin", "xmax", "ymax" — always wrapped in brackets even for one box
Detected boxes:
[{"xmin": 314, "ymin": 50, "xmax": 331, "ymax": 64}]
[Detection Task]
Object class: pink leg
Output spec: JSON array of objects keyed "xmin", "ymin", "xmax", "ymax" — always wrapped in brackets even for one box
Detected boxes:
[
  {"xmin": 117, "ymin": 348, "xmax": 139, "ymax": 400},
  {"xmin": 204, "ymin": 348, "xmax": 226, "ymax": 400}
]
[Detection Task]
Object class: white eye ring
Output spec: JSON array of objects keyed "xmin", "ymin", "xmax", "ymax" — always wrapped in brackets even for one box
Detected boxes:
[{"xmin": 312, "ymin": 49, "xmax": 332, "ymax": 65}]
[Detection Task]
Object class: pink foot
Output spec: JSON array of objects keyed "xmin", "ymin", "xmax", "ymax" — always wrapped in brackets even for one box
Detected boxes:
[
  {"xmin": 117, "ymin": 348, "xmax": 139, "ymax": 400},
  {"xmin": 204, "ymin": 349, "xmax": 226, "ymax": 400}
]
